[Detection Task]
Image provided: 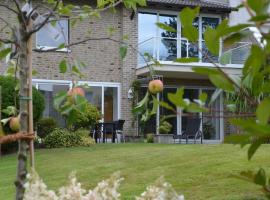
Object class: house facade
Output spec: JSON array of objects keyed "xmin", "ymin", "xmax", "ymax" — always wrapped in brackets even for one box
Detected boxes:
[{"xmin": 0, "ymin": 0, "xmax": 251, "ymax": 142}]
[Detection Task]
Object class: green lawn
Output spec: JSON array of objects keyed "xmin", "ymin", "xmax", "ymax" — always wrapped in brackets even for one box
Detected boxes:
[{"xmin": 0, "ymin": 144, "xmax": 270, "ymax": 200}]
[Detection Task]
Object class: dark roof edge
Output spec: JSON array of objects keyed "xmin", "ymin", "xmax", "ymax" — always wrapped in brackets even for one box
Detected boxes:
[{"xmin": 144, "ymin": 1, "xmax": 238, "ymax": 13}]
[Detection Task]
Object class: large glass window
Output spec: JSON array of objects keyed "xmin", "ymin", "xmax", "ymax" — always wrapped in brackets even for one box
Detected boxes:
[
  {"xmin": 202, "ymin": 89, "xmax": 221, "ymax": 140},
  {"xmin": 138, "ymin": 12, "xmax": 220, "ymax": 63},
  {"xmin": 36, "ymin": 18, "xmax": 69, "ymax": 49},
  {"xmin": 38, "ymin": 83, "xmax": 69, "ymax": 127},
  {"xmin": 35, "ymin": 81, "xmax": 120, "ymax": 127},
  {"xmin": 159, "ymin": 14, "xmax": 177, "ymax": 61},
  {"xmin": 85, "ymin": 86, "xmax": 102, "ymax": 111}
]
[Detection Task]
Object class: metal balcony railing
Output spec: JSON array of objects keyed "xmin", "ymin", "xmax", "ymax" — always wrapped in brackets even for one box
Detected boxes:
[{"xmin": 138, "ymin": 36, "xmax": 251, "ymax": 67}]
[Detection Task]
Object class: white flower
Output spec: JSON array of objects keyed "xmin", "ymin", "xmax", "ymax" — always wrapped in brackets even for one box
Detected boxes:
[
  {"xmin": 23, "ymin": 171, "xmax": 183, "ymax": 200},
  {"xmin": 136, "ymin": 177, "xmax": 184, "ymax": 200}
]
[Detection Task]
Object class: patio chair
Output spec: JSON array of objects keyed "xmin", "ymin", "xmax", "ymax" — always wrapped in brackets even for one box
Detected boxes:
[
  {"xmin": 114, "ymin": 120, "xmax": 125, "ymax": 143},
  {"xmin": 103, "ymin": 122, "xmax": 116, "ymax": 143},
  {"xmin": 173, "ymin": 118, "xmax": 203, "ymax": 144},
  {"xmin": 92, "ymin": 123, "xmax": 102, "ymax": 143}
]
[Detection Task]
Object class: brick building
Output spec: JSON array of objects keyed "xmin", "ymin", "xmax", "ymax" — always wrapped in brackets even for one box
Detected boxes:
[{"xmin": 0, "ymin": 0, "xmax": 252, "ymax": 142}]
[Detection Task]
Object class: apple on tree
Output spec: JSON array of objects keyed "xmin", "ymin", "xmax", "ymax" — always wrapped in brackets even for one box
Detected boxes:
[
  {"xmin": 67, "ymin": 87, "xmax": 85, "ymax": 103},
  {"xmin": 9, "ymin": 116, "xmax": 20, "ymax": 132},
  {"xmin": 148, "ymin": 79, "xmax": 164, "ymax": 94}
]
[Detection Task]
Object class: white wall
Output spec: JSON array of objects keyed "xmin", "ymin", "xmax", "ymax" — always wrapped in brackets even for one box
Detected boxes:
[{"xmin": 229, "ymin": 0, "xmax": 250, "ymax": 25}]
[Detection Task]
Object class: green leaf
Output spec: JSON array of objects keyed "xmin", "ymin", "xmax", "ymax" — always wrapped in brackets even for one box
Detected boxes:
[
  {"xmin": 155, "ymin": 98, "xmax": 175, "ymax": 111},
  {"xmin": 199, "ymin": 92, "xmax": 208, "ymax": 103},
  {"xmin": 254, "ymin": 168, "xmax": 267, "ymax": 186},
  {"xmin": 219, "ymin": 51, "xmax": 232, "ymax": 65},
  {"xmin": 72, "ymin": 65, "xmax": 80, "ymax": 74},
  {"xmin": 156, "ymin": 22, "xmax": 176, "ymax": 32},
  {"xmin": 220, "ymin": 24, "xmax": 250, "ymax": 37},
  {"xmin": 175, "ymin": 57, "xmax": 199, "ymax": 63},
  {"xmin": 58, "ymin": 43, "xmax": 65, "ymax": 49},
  {"xmin": 256, "ymin": 98, "xmax": 270, "ymax": 124},
  {"xmin": 2, "ymin": 106, "xmax": 17, "ymax": 116},
  {"xmin": 179, "ymin": 7, "xmax": 200, "ymax": 27},
  {"xmin": 243, "ymin": 45, "xmax": 265, "ymax": 76},
  {"xmin": 209, "ymin": 73, "xmax": 234, "ymax": 92},
  {"xmin": 179, "ymin": 7, "xmax": 200, "ymax": 42},
  {"xmin": 193, "ymin": 67, "xmax": 234, "ymax": 91},
  {"xmin": 248, "ymin": 140, "xmax": 262, "ymax": 160},
  {"xmin": 53, "ymin": 91, "xmax": 67, "ymax": 110},
  {"xmin": 0, "ymin": 48, "xmax": 11, "ymax": 60},
  {"xmin": 168, "ymin": 88, "xmax": 187, "ymax": 108},
  {"xmin": 132, "ymin": 92, "xmax": 149, "ymax": 114},
  {"xmin": 182, "ymin": 25, "xmax": 199, "ymax": 42},
  {"xmin": 247, "ymin": 0, "xmax": 270, "ymax": 15},
  {"xmin": 204, "ymin": 27, "xmax": 219, "ymax": 55},
  {"xmin": 119, "ymin": 46, "xmax": 127, "ymax": 60},
  {"xmin": 186, "ymin": 103, "xmax": 208, "ymax": 113},
  {"xmin": 59, "ymin": 59, "xmax": 68, "ymax": 73}
]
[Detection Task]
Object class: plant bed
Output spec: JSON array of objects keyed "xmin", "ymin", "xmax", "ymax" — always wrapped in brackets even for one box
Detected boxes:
[
  {"xmin": 154, "ymin": 134, "xmax": 174, "ymax": 144},
  {"xmin": 125, "ymin": 135, "xmax": 144, "ymax": 143}
]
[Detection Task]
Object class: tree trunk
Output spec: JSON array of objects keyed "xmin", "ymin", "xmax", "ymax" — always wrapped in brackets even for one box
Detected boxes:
[{"xmin": 15, "ymin": 24, "xmax": 30, "ymax": 200}]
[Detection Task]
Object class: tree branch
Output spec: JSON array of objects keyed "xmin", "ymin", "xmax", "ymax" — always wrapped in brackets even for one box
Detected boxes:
[
  {"xmin": 0, "ymin": 3, "xmax": 19, "ymax": 15},
  {"xmin": 0, "ymin": 38, "xmax": 16, "ymax": 44},
  {"xmin": 33, "ymin": 36, "xmax": 151, "ymax": 70},
  {"xmin": 12, "ymin": 0, "xmax": 27, "ymax": 28},
  {"xmin": 0, "ymin": 16, "xmax": 15, "ymax": 32},
  {"xmin": 27, "ymin": 0, "xmax": 60, "ymax": 37}
]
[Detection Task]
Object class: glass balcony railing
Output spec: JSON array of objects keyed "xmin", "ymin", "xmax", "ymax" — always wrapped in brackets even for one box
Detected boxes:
[{"xmin": 138, "ymin": 37, "xmax": 251, "ymax": 66}]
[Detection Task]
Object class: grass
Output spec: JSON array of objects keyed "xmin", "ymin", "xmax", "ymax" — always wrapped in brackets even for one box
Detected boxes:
[{"xmin": 0, "ymin": 144, "xmax": 270, "ymax": 200}]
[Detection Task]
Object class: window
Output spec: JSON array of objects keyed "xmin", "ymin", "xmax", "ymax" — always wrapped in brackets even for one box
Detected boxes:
[
  {"xmin": 36, "ymin": 18, "xmax": 69, "ymax": 50},
  {"xmin": 34, "ymin": 80, "xmax": 121, "ymax": 125},
  {"xmin": 138, "ymin": 11, "xmax": 221, "ymax": 63}
]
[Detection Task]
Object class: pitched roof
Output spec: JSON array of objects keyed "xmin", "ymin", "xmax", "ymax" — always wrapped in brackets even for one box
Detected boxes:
[{"xmin": 146, "ymin": 0, "xmax": 235, "ymax": 12}]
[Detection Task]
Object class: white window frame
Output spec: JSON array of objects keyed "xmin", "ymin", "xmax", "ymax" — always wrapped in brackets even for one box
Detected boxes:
[
  {"xmin": 35, "ymin": 17, "xmax": 70, "ymax": 52},
  {"xmin": 33, "ymin": 79, "xmax": 121, "ymax": 122},
  {"xmin": 138, "ymin": 9, "xmax": 222, "ymax": 63}
]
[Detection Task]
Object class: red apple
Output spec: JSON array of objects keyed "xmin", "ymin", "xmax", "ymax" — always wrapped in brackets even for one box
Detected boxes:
[
  {"xmin": 67, "ymin": 87, "xmax": 85, "ymax": 103},
  {"xmin": 148, "ymin": 80, "xmax": 164, "ymax": 94},
  {"xmin": 68, "ymin": 87, "xmax": 85, "ymax": 97},
  {"xmin": 9, "ymin": 116, "xmax": 20, "ymax": 132}
]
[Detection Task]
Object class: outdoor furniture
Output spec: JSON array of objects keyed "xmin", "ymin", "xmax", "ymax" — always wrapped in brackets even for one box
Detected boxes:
[
  {"xmin": 92, "ymin": 123, "xmax": 103, "ymax": 143},
  {"xmin": 173, "ymin": 118, "xmax": 203, "ymax": 144},
  {"xmin": 114, "ymin": 120, "xmax": 125, "ymax": 143},
  {"xmin": 102, "ymin": 122, "xmax": 116, "ymax": 143}
]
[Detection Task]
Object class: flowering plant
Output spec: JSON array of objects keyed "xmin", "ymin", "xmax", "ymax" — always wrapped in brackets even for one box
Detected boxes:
[{"xmin": 23, "ymin": 170, "xmax": 184, "ymax": 200}]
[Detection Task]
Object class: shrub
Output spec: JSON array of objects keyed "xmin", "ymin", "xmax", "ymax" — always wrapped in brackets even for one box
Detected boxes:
[
  {"xmin": 74, "ymin": 129, "xmax": 95, "ymax": 146},
  {"xmin": 36, "ymin": 117, "xmax": 58, "ymax": 138},
  {"xmin": 158, "ymin": 121, "xmax": 172, "ymax": 134},
  {"xmin": 44, "ymin": 128, "xmax": 95, "ymax": 148},
  {"xmin": 72, "ymin": 102, "xmax": 101, "ymax": 130},
  {"xmin": 0, "ymin": 75, "xmax": 45, "ymax": 123},
  {"xmin": 146, "ymin": 133, "xmax": 154, "ymax": 143}
]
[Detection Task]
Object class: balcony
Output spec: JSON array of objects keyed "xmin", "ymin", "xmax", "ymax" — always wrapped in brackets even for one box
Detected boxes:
[{"xmin": 138, "ymin": 36, "xmax": 251, "ymax": 68}]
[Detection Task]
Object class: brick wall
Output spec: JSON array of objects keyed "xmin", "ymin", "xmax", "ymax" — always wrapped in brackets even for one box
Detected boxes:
[
  {"xmin": 0, "ymin": 2, "xmax": 138, "ymax": 135},
  {"xmin": 121, "ymin": 8, "xmax": 138, "ymax": 135}
]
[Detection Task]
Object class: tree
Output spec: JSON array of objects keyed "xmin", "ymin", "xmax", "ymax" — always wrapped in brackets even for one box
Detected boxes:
[{"xmin": 0, "ymin": 0, "xmax": 146, "ymax": 199}]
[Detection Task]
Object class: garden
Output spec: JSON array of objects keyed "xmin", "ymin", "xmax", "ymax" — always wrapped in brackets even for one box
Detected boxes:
[
  {"xmin": 1, "ymin": 144, "xmax": 270, "ymax": 200},
  {"xmin": 1, "ymin": 0, "xmax": 270, "ymax": 200}
]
